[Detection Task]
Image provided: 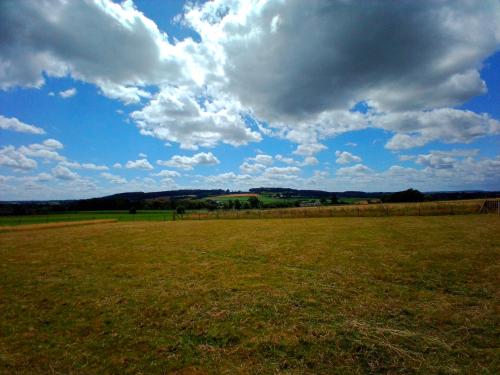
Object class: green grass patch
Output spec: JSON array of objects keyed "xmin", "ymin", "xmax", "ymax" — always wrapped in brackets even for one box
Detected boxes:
[{"xmin": 0, "ymin": 210, "xmax": 174, "ymax": 226}]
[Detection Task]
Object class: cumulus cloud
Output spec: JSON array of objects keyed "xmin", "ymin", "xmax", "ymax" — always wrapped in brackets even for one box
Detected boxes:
[
  {"xmin": 1, "ymin": 0, "xmax": 500, "ymax": 187},
  {"xmin": 248, "ymin": 154, "xmax": 273, "ymax": 165},
  {"xmin": 240, "ymin": 153, "xmax": 275, "ymax": 174},
  {"xmin": 264, "ymin": 166, "xmax": 301, "ymax": 176},
  {"xmin": 240, "ymin": 161, "xmax": 266, "ymax": 174},
  {"xmin": 0, "ymin": 115, "xmax": 45, "ymax": 134},
  {"xmin": 414, "ymin": 149, "xmax": 479, "ymax": 169},
  {"xmin": 335, "ymin": 151, "xmax": 362, "ymax": 164},
  {"xmin": 52, "ymin": 165, "xmax": 79, "ymax": 180},
  {"xmin": 376, "ymin": 109, "xmax": 500, "ymax": 150},
  {"xmin": 0, "ymin": 146, "xmax": 38, "ymax": 170},
  {"xmin": 152, "ymin": 170, "xmax": 181, "ymax": 178},
  {"xmin": 0, "ymin": 0, "xmax": 186, "ymax": 97},
  {"xmin": 337, "ymin": 163, "xmax": 374, "ymax": 177},
  {"xmin": 275, "ymin": 154, "xmax": 295, "ymax": 165},
  {"xmin": 59, "ymin": 88, "xmax": 77, "ymax": 98},
  {"xmin": 299, "ymin": 156, "xmax": 319, "ymax": 166},
  {"xmin": 101, "ymin": 172, "xmax": 127, "ymax": 184},
  {"xmin": 157, "ymin": 152, "xmax": 220, "ymax": 170},
  {"xmin": 0, "ymin": 139, "xmax": 67, "ymax": 171},
  {"xmin": 184, "ymin": 0, "xmax": 500, "ymax": 119},
  {"xmin": 61, "ymin": 161, "xmax": 109, "ymax": 170},
  {"xmin": 293, "ymin": 143, "xmax": 327, "ymax": 156},
  {"xmin": 131, "ymin": 86, "xmax": 261, "ymax": 149},
  {"xmin": 125, "ymin": 158, "xmax": 154, "ymax": 170}
]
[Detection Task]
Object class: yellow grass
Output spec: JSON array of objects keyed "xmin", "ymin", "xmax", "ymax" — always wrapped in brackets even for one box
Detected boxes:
[
  {"xmin": 0, "ymin": 215, "xmax": 499, "ymax": 373},
  {"xmin": 183, "ymin": 199, "xmax": 491, "ymax": 220}
]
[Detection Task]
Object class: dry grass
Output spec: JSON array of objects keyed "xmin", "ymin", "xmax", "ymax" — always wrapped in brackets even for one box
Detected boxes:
[
  {"xmin": 0, "ymin": 216, "xmax": 499, "ymax": 374},
  {"xmin": 183, "ymin": 199, "xmax": 489, "ymax": 220}
]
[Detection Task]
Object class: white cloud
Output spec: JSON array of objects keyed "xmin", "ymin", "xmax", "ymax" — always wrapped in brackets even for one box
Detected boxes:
[
  {"xmin": 337, "ymin": 164, "xmax": 374, "ymax": 177},
  {"xmin": 264, "ymin": 166, "xmax": 301, "ymax": 176},
  {"xmin": 335, "ymin": 150, "xmax": 362, "ymax": 164},
  {"xmin": 0, "ymin": 0, "xmax": 186, "ymax": 98},
  {"xmin": 98, "ymin": 82, "xmax": 151, "ymax": 105},
  {"xmin": 414, "ymin": 149, "xmax": 479, "ymax": 169},
  {"xmin": 81, "ymin": 163, "xmax": 108, "ymax": 171},
  {"xmin": 275, "ymin": 154, "xmax": 295, "ymax": 165},
  {"xmin": 157, "ymin": 152, "xmax": 220, "ymax": 170},
  {"xmin": 375, "ymin": 109, "xmax": 500, "ymax": 150},
  {"xmin": 0, "ymin": 139, "xmax": 67, "ymax": 171},
  {"xmin": 184, "ymin": 0, "xmax": 500, "ymax": 119},
  {"xmin": 293, "ymin": 143, "xmax": 327, "ymax": 156},
  {"xmin": 240, "ymin": 161, "xmax": 266, "ymax": 174},
  {"xmin": 131, "ymin": 86, "xmax": 261, "ymax": 149},
  {"xmin": 249, "ymin": 154, "xmax": 273, "ymax": 165},
  {"xmin": 59, "ymin": 88, "xmax": 77, "ymax": 98},
  {"xmin": 52, "ymin": 165, "xmax": 79, "ymax": 180},
  {"xmin": 240, "ymin": 153, "xmax": 275, "ymax": 174},
  {"xmin": 61, "ymin": 161, "xmax": 109, "ymax": 170},
  {"xmin": 152, "ymin": 170, "xmax": 181, "ymax": 178},
  {"xmin": 0, "ymin": 115, "xmax": 45, "ymax": 134},
  {"xmin": 101, "ymin": 172, "xmax": 127, "ymax": 184},
  {"xmin": 0, "ymin": 146, "xmax": 38, "ymax": 170},
  {"xmin": 125, "ymin": 158, "xmax": 154, "ymax": 170},
  {"xmin": 113, "ymin": 163, "xmax": 122, "ymax": 169}
]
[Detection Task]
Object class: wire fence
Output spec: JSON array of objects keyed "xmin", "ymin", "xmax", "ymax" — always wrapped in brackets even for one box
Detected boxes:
[{"xmin": 176, "ymin": 200, "xmax": 496, "ymax": 221}]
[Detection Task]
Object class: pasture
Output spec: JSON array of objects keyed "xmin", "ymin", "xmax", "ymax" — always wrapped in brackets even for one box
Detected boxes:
[
  {"xmin": 0, "ymin": 215, "xmax": 498, "ymax": 374},
  {"xmin": 0, "ymin": 210, "xmax": 174, "ymax": 226}
]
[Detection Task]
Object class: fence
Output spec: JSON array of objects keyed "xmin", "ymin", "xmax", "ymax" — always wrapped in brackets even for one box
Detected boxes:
[
  {"xmin": 176, "ymin": 199, "xmax": 493, "ymax": 221},
  {"xmin": 479, "ymin": 199, "xmax": 500, "ymax": 214}
]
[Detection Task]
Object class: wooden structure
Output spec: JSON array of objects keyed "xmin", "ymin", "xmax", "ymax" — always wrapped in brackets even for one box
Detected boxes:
[{"xmin": 479, "ymin": 199, "xmax": 500, "ymax": 214}]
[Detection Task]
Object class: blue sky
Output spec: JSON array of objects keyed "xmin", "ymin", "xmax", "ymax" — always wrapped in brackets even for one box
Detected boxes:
[{"xmin": 1, "ymin": 0, "xmax": 499, "ymax": 200}]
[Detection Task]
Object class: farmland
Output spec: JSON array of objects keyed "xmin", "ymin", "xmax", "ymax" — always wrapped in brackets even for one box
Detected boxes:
[
  {"xmin": 0, "ymin": 210, "xmax": 174, "ymax": 226},
  {"xmin": 1, "ymin": 215, "xmax": 499, "ymax": 374},
  {"xmin": 0, "ymin": 199, "xmax": 494, "ymax": 226}
]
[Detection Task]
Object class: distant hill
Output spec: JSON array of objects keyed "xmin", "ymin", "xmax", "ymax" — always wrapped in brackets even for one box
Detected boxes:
[
  {"xmin": 102, "ymin": 189, "xmax": 227, "ymax": 201},
  {"xmin": 1, "ymin": 188, "xmax": 498, "ymax": 215}
]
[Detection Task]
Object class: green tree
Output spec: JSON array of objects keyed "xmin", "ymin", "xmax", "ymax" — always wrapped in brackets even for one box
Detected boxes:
[{"xmin": 248, "ymin": 196, "xmax": 262, "ymax": 209}]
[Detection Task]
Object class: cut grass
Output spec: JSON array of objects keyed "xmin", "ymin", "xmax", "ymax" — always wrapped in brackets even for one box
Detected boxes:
[
  {"xmin": 0, "ymin": 210, "xmax": 174, "ymax": 226},
  {"xmin": 0, "ymin": 216, "xmax": 499, "ymax": 374}
]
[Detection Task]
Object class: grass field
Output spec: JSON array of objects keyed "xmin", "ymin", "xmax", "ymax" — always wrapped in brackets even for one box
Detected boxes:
[
  {"xmin": 0, "ymin": 216, "xmax": 498, "ymax": 374},
  {"xmin": 183, "ymin": 199, "xmax": 487, "ymax": 220},
  {"xmin": 0, "ymin": 210, "xmax": 174, "ymax": 226},
  {"xmin": 204, "ymin": 193, "xmax": 292, "ymax": 204}
]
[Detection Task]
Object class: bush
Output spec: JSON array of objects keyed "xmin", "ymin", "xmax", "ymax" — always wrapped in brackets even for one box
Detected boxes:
[
  {"xmin": 176, "ymin": 206, "xmax": 185, "ymax": 215},
  {"xmin": 384, "ymin": 189, "xmax": 425, "ymax": 203}
]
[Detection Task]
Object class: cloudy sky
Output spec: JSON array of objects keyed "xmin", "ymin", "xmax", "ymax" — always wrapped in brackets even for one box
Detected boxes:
[{"xmin": 1, "ymin": 0, "xmax": 500, "ymax": 200}]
